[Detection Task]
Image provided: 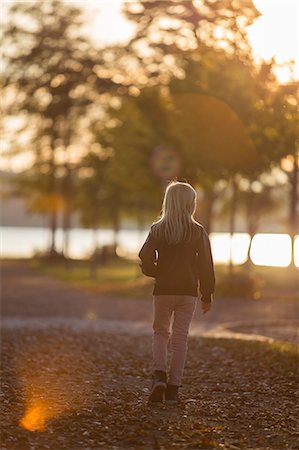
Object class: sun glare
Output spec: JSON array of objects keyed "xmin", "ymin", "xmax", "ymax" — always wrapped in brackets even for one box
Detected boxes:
[
  {"xmin": 250, "ymin": 233, "xmax": 292, "ymax": 267},
  {"xmin": 20, "ymin": 401, "xmax": 50, "ymax": 432},
  {"xmin": 82, "ymin": 0, "xmax": 135, "ymax": 48},
  {"xmin": 210, "ymin": 233, "xmax": 250, "ymax": 265},
  {"xmin": 210, "ymin": 233, "xmax": 298, "ymax": 268},
  {"xmin": 84, "ymin": 0, "xmax": 299, "ymax": 83},
  {"xmin": 249, "ymin": 0, "xmax": 299, "ymax": 82}
]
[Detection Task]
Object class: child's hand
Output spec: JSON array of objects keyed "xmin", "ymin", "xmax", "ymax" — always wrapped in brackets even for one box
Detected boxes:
[
  {"xmin": 201, "ymin": 301, "xmax": 212, "ymax": 314},
  {"xmin": 200, "ymin": 295, "xmax": 213, "ymax": 314}
]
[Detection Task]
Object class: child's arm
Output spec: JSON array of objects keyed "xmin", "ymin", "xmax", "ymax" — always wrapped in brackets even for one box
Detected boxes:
[
  {"xmin": 138, "ymin": 230, "xmax": 158, "ymax": 278},
  {"xmin": 197, "ymin": 228, "xmax": 215, "ymax": 303}
]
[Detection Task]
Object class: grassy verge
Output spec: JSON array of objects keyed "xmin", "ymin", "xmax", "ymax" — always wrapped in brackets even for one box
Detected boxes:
[
  {"xmin": 29, "ymin": 257, "xmax": 154, "ymax": 298},
  {"xmin": 3, "ymin": 258, "xmax": 299, "ymax": 300},
  {"xmin": 200, "ymin": 337, "xmax": 299, "ymax": 377},
  {"xmin": 5, "ymin": 257, "xmax": 299, "ymax": 299}
]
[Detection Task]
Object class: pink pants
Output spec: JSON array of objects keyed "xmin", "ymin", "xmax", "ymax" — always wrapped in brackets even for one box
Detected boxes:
[{"xmin": 152, "ymin": 295, "xmax": 197, "ymax": 386}]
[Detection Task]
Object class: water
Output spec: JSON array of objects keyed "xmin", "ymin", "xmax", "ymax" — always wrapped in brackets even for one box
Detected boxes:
[
  {"xmin": 0, "ymin": 226, "xmax": 145, "ymax": 260},
  {"xmin": 1, "ymin": 226, "xmax": 298, "ymax": 267}
]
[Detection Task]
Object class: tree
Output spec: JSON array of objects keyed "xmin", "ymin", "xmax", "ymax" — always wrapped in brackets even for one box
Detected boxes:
[
  {"xmin": 75, "ymin": 150, "xmax": 110, "ymax": 250},
  {"xmin": 2, "ymin": 0, "xmax": 121, "ymax": 256},
  {"xmin": 240, "ymin": 182, "xmax": 281, "ymax": 264},
  {"xmin": 122, "ymin": 0, "xmax": 297, "ymax": 241},
  {"xmin": 123, "ymin": 0, "xmax": 259, "ymax": 84},
  {"xmin": 95, "ymin": 88, "xmax": 173, "ymax": 229},
  {"xmin": 278, "ymin": 82, "xmax": 299, "ymax": 268}
]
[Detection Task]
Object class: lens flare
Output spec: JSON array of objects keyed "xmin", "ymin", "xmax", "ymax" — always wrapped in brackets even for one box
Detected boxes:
[
  {"xmin": 17, "ymin": 336, "xmax": 98, "ymax": 432},
  {"xmin": 150, "ymin": 146, "xmax": 181, "ymax": 180},
  {"xmin": 20, "ymin": 401, "xmax": 51, "ymax": 432}
]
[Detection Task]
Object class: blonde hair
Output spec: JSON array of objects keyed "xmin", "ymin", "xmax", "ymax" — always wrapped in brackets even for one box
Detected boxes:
[{"xmin": 152, "ymin": 181, "xmax": 198, "ymax": 244}]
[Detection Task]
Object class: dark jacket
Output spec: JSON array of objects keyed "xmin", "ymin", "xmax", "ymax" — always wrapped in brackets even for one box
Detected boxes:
[{"xmin": 138, "ymin": 222, "xmax": 215, "ymax": 300}]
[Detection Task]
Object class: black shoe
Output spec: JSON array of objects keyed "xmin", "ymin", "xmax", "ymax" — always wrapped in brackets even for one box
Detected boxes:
[
  {"xmin": 148, "ymin": 370, "xmax": 167, "ymax": 403},
  {"xmin": 165, "ymin": 383, "xmax": 179, "ymax": 405}
]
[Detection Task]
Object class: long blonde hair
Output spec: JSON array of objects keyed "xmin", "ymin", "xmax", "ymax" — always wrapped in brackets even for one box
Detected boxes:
[{"xmin": 152, "ymin": 181, "xmax": 198, "ymax": 244}]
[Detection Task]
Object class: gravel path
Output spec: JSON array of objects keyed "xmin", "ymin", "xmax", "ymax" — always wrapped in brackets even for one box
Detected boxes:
[
  {"xmin": 2, "ymin": 262, "xmax": 299, "ymax": 343},
  {"xmin": 1, "ymin": 262, "xmax": 299, "ymax": 450}
]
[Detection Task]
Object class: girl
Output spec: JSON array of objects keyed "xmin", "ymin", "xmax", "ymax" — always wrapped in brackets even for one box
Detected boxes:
[{"xmin": 138, "ymin": 181, "xmax": 215, "ymax": 405}]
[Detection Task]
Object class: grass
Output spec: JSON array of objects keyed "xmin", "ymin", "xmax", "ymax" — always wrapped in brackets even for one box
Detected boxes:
[
  {"xmin": 215, "ymin": 263, "xmax": 299, "ymax": 299},
  {"xmin": 29, "ymin": 257, "xmax": 154, "ymax": 298},
  {"xmin": 202, "ymin": 337, "xmax": 299, "ymax": 377},
  {"xmin": 7, "ymin": 257, "xmax": 299, "ymax": 299}
]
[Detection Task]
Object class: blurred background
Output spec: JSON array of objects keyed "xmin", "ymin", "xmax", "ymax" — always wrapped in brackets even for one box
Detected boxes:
[{"xmin": 1, "ymin": 0, "xmax": 298, "ymax": 299}]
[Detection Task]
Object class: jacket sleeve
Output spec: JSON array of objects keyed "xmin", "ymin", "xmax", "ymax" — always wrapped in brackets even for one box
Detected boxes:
[
  {"xmin": 197, "ymin": 228, "xmax": 215, "ymax": 301},
  {"xmin": 138, "ymin": 230, "xmax": 158, "ymax": 278}
]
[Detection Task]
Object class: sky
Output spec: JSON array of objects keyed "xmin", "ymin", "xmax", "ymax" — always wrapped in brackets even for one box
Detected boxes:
[{"xmin": 248, "ymin": 0, "xmax": 299, "ymax": 82}]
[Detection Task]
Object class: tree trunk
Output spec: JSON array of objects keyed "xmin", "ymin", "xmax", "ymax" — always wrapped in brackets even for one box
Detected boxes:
[
  {"xmin": 49, "ymin": 208, "xmax": 57, "ymax": 255},
  {"xmin": 48, "ymin": 141, "xmax": 58, "ymax": 256},
  {"xmin": 289, "ymin": 152, "xmax": 298, "ymax": 268},
  {"xmin": 48, "ymin": 145, "xmax": 58, "ymax": 256},
  {"xmin": 228, "ymin": 175, "xmax": 238, "ymax": 275},
  {"xmin": 112, "ymin": 211, "xmax": 120, "ymax": 257},
  {"xmin": 92, "ymin": 227, "xmax": 99, "ymax": 249},
  {"xmin": 62, "ymin": 201, "xmax": 71, "ymax": 270},
  {"xmin": 63, "ymin": 213, "xmax": 70, "ymax": 258},
  {"xmin": 245, "ymin": 190, "xmax": 257, "ymax": 270},
  {"xmin": 62, "ymin": 166, "xmax": 72, "ymax": 261},
  {"xmin": 197, "ymin": 189, "xmax": 215, "ymax": 234},
  {"xmin": 245, "ymin": 232, "xmax": 255, "ymax": 270},
  {"xmin": 90, "ymin": 227, "xmax": 99, "ymax": 279}
]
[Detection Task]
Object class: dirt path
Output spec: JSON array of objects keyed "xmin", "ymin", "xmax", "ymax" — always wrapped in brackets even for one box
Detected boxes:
[
  {"xmin": 1, "ymin": 328, "xmax": 298, "ymax": 450},
  {"xmin": 2, "ymin": 262, "xmax": 299, "ymax": 343},
  {"xmin": 1, "ymin": 262, "xmax": 299, "ymax": 450}
]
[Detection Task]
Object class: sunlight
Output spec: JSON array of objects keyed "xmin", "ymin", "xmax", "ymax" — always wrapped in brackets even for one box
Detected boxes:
[
  {"xmin": 20, "ymin": 400, "xmax": 52, "ymax": 432},
  {"xmin": 74, "ymin": 0, "xmax": 299, "ymax": 84},
  {"xmin": 2, "ymin": 228, "xmax": 298, "ymax": 267},
  {"xmin": 210, "ymin": 233, "xmax": 250, "ymax": 265},
  {"xmin": 85, "ymin": 309, "xmax": 97, "ymax": 321},
  {"xmin": 250, "ymin": 233, "xmax": 292, "ymax": 267},
  {"xmin": 17, "ymin": 338, "xmax": 97, "ymax": 433},
  {"xmin": 84, "ymin": 0, "xmax": 299, "ymax": 83},
  {"xmin": 249, "ymin": 0, "xmax": 299, "ymax": 82},
  {"xmin": 210, "ymin": 233, "xmax": 299, "ymax": 268},
  {"xmin": 82, "ymin": 0, "xmax": 135, "ymax": 48}
]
